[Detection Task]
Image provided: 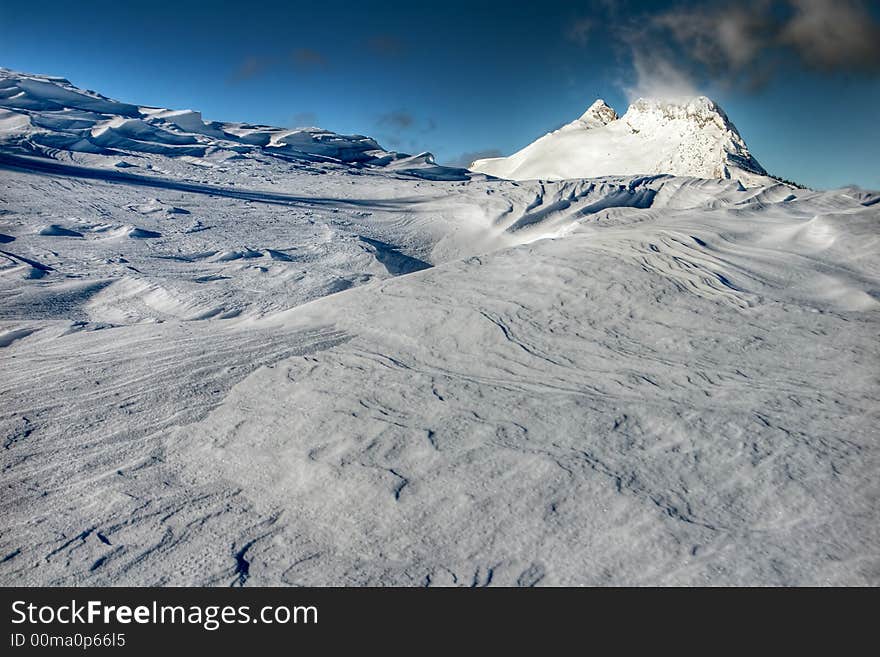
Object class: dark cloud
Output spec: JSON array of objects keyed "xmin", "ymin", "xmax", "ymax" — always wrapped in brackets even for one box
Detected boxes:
[
  {"xmin": 377, "ymin": 110, "xmax": 415, "ymax": 131},
  {"xmin": 291, "ymin": 48, "xmax": 329, "ymax": 71},
  {"xmin": 367, "ymin": 35, "xmax": 406, "ymax": 57},
  {"xmin": 633, "ymin": 0, "xmax": 880, "ymax": 96},
  {"xmin": 376, "ymin": 112, "xmax": 438, "ymax": 136},
  {"xmin": 781, "ymin": 0, "xmax": 880, "ymax": 73},
  {"xmin": 445, "ymin": 149, "xmax": 503, "ymax": 168}
]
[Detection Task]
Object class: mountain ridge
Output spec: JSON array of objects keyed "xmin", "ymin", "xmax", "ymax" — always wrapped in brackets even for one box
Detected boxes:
[{"xmin": 471, "ymin": 95, "xmax": 769, "ymax": 186}]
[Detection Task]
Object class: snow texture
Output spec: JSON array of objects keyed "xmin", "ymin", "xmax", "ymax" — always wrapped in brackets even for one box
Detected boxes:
[{"xmin": 0, "ymin": 69, "xmax": 878, "ymax": 586}]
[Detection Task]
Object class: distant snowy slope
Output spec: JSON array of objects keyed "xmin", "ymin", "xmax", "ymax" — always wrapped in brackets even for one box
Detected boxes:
[
  {"xmin": 0, "ymin": 68, "xmax": 424, "ymax": 169},
  {"xmin": 471, "ymin": 96, "xmax": 769, "ymax": 185}
]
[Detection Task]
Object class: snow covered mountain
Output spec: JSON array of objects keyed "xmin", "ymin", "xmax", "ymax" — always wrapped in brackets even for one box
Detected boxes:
[
  {"xmin": 0, "ymin": 68, "xmax": 447, "ymax": 172},
  {"xmin": 471, "ymin": 96, "xmax": 770, "ymax": 185},
  {"xmin": 1, "ymin": 69, "xmax": 878, "ymax": 586}
]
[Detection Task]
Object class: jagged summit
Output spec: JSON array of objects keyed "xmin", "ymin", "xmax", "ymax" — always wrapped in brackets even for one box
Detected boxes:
[
  {"xmin": 471, "ymin": 95, "xmax": 769, "ymax": 186},
  {"xmin": 626, "ymin": 96, "xmax": 733, "ymax": 133},
  {"xmin": 576, "ymin": 99, "xmax": 618, "ymax": 127}
]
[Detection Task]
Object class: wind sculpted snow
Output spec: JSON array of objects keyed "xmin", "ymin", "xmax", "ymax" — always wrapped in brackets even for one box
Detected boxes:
[{"xmin": 1, "ymin": 69, "xmax": 878, "ymax": 585}]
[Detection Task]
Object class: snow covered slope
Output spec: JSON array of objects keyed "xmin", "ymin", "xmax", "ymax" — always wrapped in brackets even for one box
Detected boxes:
[
  {"xmin": 1, "ymin": 70, "xmax": 878, "ymax": 586},
  {"xmin": 0, "ymin": 68, "xmax": 434, "ymax": 170},
  {"xmin": 471, "ymin": 96, "xmax": 770, "ymax": 185}
]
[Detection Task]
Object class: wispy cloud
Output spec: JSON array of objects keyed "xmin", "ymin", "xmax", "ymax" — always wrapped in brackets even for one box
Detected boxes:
[
  {"xmin": 228, "ymin": 48, "xmax": 330, "ymax": 83},
  {"xmin": 377, "ymin": 110, "xmax": 415, "ymax": 131},
  {"xmin": 374, "ymin": 111, "xmax": 437, "ymax": 153},
  {"xmin": 621, "ymin": 39, "xmax": 700, "ymax": 101},
  {"xmin": 565, "ymin": 18, "xmax": 594, "ymax": 46}
]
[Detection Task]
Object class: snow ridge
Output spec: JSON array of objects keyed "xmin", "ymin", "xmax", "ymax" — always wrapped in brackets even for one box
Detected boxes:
[{"xmin": 0, "ymin": 68, "xmax": 414, "ymax": 169}]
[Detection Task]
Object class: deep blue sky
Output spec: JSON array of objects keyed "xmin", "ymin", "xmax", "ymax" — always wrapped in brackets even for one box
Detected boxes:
[{"xmin": 2, "ymin": 0, "xmax": 879, "ymax": 189}]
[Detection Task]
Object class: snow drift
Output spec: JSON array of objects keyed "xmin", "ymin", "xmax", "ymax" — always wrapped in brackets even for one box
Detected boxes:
[{"xmin": 0, "ymin": 69, "xmax": 878, "ymax": 587}]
